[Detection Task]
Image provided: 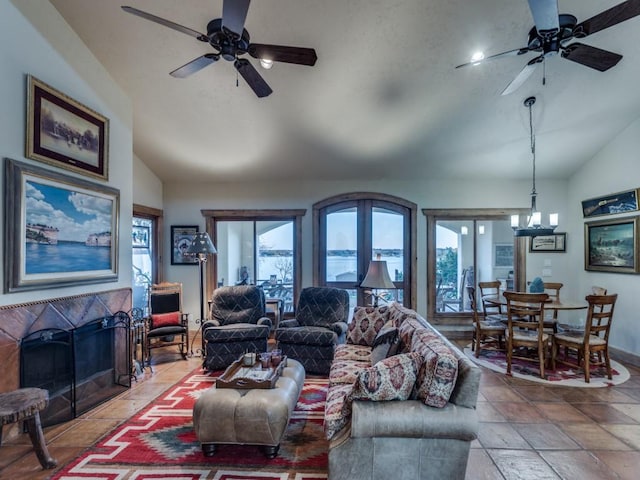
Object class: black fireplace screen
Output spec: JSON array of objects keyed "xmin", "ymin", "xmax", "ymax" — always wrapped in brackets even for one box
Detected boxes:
[{"xmin": 20, "ymin": 311, "xmax": 131, "ymax": 427}]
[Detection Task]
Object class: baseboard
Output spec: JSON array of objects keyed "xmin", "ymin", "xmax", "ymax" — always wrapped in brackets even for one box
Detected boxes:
[{"xmin": 611, "ymin": 346, "xmax": 640, "ymax": 368}]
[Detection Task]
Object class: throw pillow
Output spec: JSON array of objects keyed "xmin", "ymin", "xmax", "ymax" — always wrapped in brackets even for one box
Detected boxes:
[
  {"xmin": 151, "ymin": 311, "xmax": 181, "ymax": 328},
  {"xmin": 349, "ymin": 352, "xmax": 422, "ymax": 402},
  {"xmin": 347, "ymin": 306, "xmax": 389, "ymax": 346},
  {"xmin": 410, "ymin": 329, "xmax": 458, "ymax": 408},
  {"xmin": 369, "ymin": 323, "xmax": 399, "ymax": 365}
]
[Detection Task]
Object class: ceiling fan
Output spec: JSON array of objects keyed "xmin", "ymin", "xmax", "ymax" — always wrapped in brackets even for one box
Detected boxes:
[
  {"xmin": 121, "ymin": 0, "xmax": 318, "ymax": 97},
  {"xmin": 456, "ymin": 0, "xmax": 640, "ymax": 95}
]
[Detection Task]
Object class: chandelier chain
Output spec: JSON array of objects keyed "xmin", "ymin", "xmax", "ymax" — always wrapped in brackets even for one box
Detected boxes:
[{"xmin": 529, "ymin": 98, "xmax": 536, "ymax": 197}]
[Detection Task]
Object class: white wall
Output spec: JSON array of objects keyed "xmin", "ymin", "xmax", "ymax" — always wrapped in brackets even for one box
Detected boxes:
[
  {"xmin": 133, "ymin": 154, "xmax": 163, "ymax": 209},
  {"xmin": 569, "ymin": 117, "xmax": 640, "ymax": 357},
  {"xmin": 0, "ymin": 0, "xmax": 134, "ymax": 306}
]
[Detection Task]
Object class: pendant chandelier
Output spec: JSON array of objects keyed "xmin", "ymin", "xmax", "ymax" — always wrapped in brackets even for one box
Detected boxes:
[{"xmin": 511, "ymin": 96, "xmax": 558, "ymax": 237}]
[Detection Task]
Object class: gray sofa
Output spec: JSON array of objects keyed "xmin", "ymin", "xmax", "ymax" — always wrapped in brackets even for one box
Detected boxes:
[{"xmin": 324, "ymin": 303, "xmax": 481, "ymax": 480}]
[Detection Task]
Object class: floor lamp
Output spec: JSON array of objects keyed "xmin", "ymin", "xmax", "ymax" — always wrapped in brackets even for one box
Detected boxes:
[
  {"xmin": 360, "ymin": 255, "xmax": 396, "ymax": 307},
  {"xmin": 186, "ymin": 232, "xmax": 217, "ymax": 355}
]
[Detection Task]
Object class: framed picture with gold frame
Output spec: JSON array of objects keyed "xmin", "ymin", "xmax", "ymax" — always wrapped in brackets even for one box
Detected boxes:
[
  {"xmin": 26, "ymin": 75, "xmax": 109, "ymax": 180},
  {"xmin": 584, "ymin": 217, "xmax": 639, "ymax": 274},
  {"xmin": 4, "ymin": 158, "xmax": 119, "ymax": 293}
]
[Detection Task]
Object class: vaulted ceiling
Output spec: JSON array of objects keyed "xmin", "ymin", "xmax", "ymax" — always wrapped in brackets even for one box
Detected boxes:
[{"xmin": 49, "ymin": 0, "xmax": 640, "ymax": 183}]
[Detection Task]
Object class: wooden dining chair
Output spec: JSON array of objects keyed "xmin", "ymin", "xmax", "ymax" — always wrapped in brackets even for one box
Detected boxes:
[
  {"xmin": 552, "ymin": 294, "xmax": 617, "ymax": 383},
  {"xmin": 467, "ymin": 286, "xmax": 505, "ymax": 357},
  {"xmin": 503, "ymin": 291, "xmax": 550, "ymax": 379},
  {"xmin": 478, "ymin": 280, "xmax": 507, "ymax": 321}
]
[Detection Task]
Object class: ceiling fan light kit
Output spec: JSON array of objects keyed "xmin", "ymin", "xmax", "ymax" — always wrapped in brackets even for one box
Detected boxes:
[
  {"xmin": 511, "ymin": 96, "xmax": 559, "ymax": 238},
  {"xmin": 456, "ymin": 0, "xmax": 640, "ymax": 95},
  {"xmin": 122, "ymin": 0, "xmax": 317, "ymax": 97}
]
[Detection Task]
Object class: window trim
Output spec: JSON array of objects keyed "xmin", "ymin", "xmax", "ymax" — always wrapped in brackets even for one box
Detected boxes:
[
  {"xmin": 313, "ymin": 193, "xmax": 417, "ymax": 309},
  {"xmin": 133, "ymin": 204, "xmax": 163, "ymax": 284},
  {"xmin": 202, "ymin": 209, "xmax": 306, "ymax": 307},
  {"xmin": 423, "ymin": 208, "xmax": 529, "ymax": 322}
]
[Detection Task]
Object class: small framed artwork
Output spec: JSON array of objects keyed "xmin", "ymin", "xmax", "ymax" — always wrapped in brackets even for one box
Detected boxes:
[
  {"xmin": 4, "ymin": 158, "xmax": 119, "ymax": 293},
  {"xmin": 529, "ymin": 233, "xmax": 567, "ymax": 253},
  {"xmin": 584, "ymin": 217, "xmax": 639, "ymax": 273},
  {"xmin": 171, "ymin": 225, "xmax": 199, "ymax": 265},
  {"xmin": 582, "ymin": 188, "xmax": 639, "ymax": 218},
  {"xmin": 494, "ymin": 243, "xmax": 514, "ymax": 268},
  {"xmin": 132, "ymin": 225, "xmax": 150, "ymax": 248},
  {"xmin": 26, "ymin": 75, "xmax": 109, "ymax": 180}
]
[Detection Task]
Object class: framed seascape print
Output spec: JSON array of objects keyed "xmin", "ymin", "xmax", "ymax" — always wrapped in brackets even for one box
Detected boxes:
[
  {"xmin": 584, "ymin": 217, "xmax": 639, "ymax": 274},
  {"xmin": 26, "ymin": 75, "xmax": 109, "ymax": 181},
  {"xmin": 530, "ymin": 233, "xmax": 567, "ymax": 253},
  {"xmin": 132, "ymin": 225, "xmax": 150, "ymax": 248},
  {"xmin": 494, "ymin": 243, "xmax": 514, "ymax": 268},
  {"xmin": 582, "ymin": 188, "xmax": 639, "ymax": 218},
  {"xmin": 171, "ymin": 225, "xmax": 199, "ymax": 265},
  {"xmin": 4, "ymin": 158, "xmax": 119, "ymax": 293}
]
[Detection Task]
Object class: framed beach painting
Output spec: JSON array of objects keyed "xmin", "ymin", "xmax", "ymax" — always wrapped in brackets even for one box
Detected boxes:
[
  {"xmin": 584, "ymin": 217, "xmax": 639, "ymax": 274},
  {"xmin": 4, "ymin": 158, "xmax": 119, "ymax": 292},
  {"xmin": 26, "ymin": 75, "xmax": 109, "ymax": 180},
  {"xmin": 171, "ymin": 225, "xmax": 199, "ymax": 265}
]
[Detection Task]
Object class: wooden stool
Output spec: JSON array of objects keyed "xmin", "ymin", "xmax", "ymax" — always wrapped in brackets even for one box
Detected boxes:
[{"xmin": 0, "ymin": 388, "xmax": 57, "ymax": 469}]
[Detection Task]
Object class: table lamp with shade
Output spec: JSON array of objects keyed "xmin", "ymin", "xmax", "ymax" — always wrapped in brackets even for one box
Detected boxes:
[{"xmin": 360, "ymin": 254, "xmax": 396, "ymax": 307}]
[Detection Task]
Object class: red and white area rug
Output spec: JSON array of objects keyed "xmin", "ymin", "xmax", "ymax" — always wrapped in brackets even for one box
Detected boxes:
[
  {"xmin": 52, "ymin": 370, "xmax": 329, "ymax": 480},
  {"xmin": 464, "ymin": 345, "xmax": 630, "ymax": 387}
]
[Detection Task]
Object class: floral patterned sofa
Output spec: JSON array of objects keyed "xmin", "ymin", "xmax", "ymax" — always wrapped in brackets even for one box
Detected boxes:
[{"xmin": 324, "ymin": 303, "xmax": 481, "ymax": 480}]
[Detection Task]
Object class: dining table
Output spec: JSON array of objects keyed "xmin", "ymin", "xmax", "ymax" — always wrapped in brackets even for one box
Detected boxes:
[
  {"xmin": 482, "ymin": 294, "xmax": 589, "ymax": 332},
  {"xmin": 482, "ymin": 295, "xmax": 588, "ymax": 312}
]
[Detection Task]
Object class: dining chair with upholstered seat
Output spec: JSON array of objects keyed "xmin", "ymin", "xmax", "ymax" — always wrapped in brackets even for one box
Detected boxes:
[
  {"xmin": 478, "ymin": 280, "xmax": 508, "ymax": 321},
  {"xmin": 552, "ymin": 294, "xmax": 617, "ymax": 383},
  {"xmin": 543, "ymin": 282, "xmax": 563, "ymax": 321},
  {"xmin": 503, "ymin": 291, "xmax": 550, "ymax": 379},
  {"xmin": 467, "ymin": 286, "xmax": 505, "ymax": 357}
]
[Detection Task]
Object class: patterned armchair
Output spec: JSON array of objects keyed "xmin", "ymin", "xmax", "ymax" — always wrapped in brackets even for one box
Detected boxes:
[
  {"xmin": 275, "ymin": 287, "xmax": 350, "ymax": 375},
  {"xmin": 201, "ymin": 285, "xmax": 272, "ymax": 371}
]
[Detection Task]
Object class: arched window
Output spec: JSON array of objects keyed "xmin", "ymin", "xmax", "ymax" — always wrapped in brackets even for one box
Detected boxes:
[{"xmin": 313, "ymin": 193, "xmax": 416, "ymax": 310}]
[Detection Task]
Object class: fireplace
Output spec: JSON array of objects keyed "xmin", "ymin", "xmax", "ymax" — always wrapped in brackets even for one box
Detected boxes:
[{"xmin": 20, "ymin": 311, "xmax": 131, "ymax": 427}]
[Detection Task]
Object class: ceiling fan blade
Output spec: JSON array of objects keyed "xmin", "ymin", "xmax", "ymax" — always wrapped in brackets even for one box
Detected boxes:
[
  {"xmin": 170, "ymin": 54, "xmax": 219, "ymax": 78},
  {"xmin": 234, "ymin": 59, "xmax": 272, "ymax": 97},
  {"xmin": 222, "ymin": 0, "xmax": 251, "ymax": 37},
  {"xmin": 455, "ymin": 46, "xmax": 531, "ymax": 69},
  {"xmin": 501, "ymin": 56, "xmax": 543, "ymax": 95},
  {"xmin": 527, "ymin": 0, "xmax": 560, "ymax": 35},
  {"xmin": 574, "ymin": 0, "xmax": 640, "ymax": 37},
  {"xmin": 121, "ymin": 6, "xmax": 208, "ymax": 41},
  {"xmin": 248, "ymin": 44, "xmax": 318, "ymax": 66},
  {"xmin": 561, "ymin": 42, "xmax": 622, "ymax": 71}
]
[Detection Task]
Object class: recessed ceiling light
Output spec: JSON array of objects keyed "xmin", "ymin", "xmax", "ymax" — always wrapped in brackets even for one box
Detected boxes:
[{"xmin": 471, "ymin": 51, "xmax": 485, "ymax": 64}]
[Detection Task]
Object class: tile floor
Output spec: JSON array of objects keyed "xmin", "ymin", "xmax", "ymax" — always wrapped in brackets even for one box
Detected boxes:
[{"xmin": 1, "ymin": 348, "xmax": 639, "ymax": 480}]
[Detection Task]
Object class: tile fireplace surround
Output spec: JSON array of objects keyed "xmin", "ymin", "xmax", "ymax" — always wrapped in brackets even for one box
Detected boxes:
[{"xmin": 0, "ymin": 288, "xmax": 132, "ymax": 441}]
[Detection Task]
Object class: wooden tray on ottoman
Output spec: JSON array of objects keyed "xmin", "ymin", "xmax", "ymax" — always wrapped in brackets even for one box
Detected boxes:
[{"xmin": 216, "ymin": 356, "xmax": 288, "ymax": 389}]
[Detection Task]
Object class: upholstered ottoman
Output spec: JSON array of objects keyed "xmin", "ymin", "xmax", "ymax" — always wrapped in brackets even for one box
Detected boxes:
[{"xmin": 193, "ymin": 358, "xmax": 305, "ymax": 458}]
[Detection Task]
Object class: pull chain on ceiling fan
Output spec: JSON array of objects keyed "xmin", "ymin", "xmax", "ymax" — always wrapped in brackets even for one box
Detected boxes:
[
  {"xmin": 456, "ymin": 0, "xmax": 640, "ymax": 95},
  {"xmin": 122, "ymin": 0, "xmax": 318, "ymax": 98}
]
